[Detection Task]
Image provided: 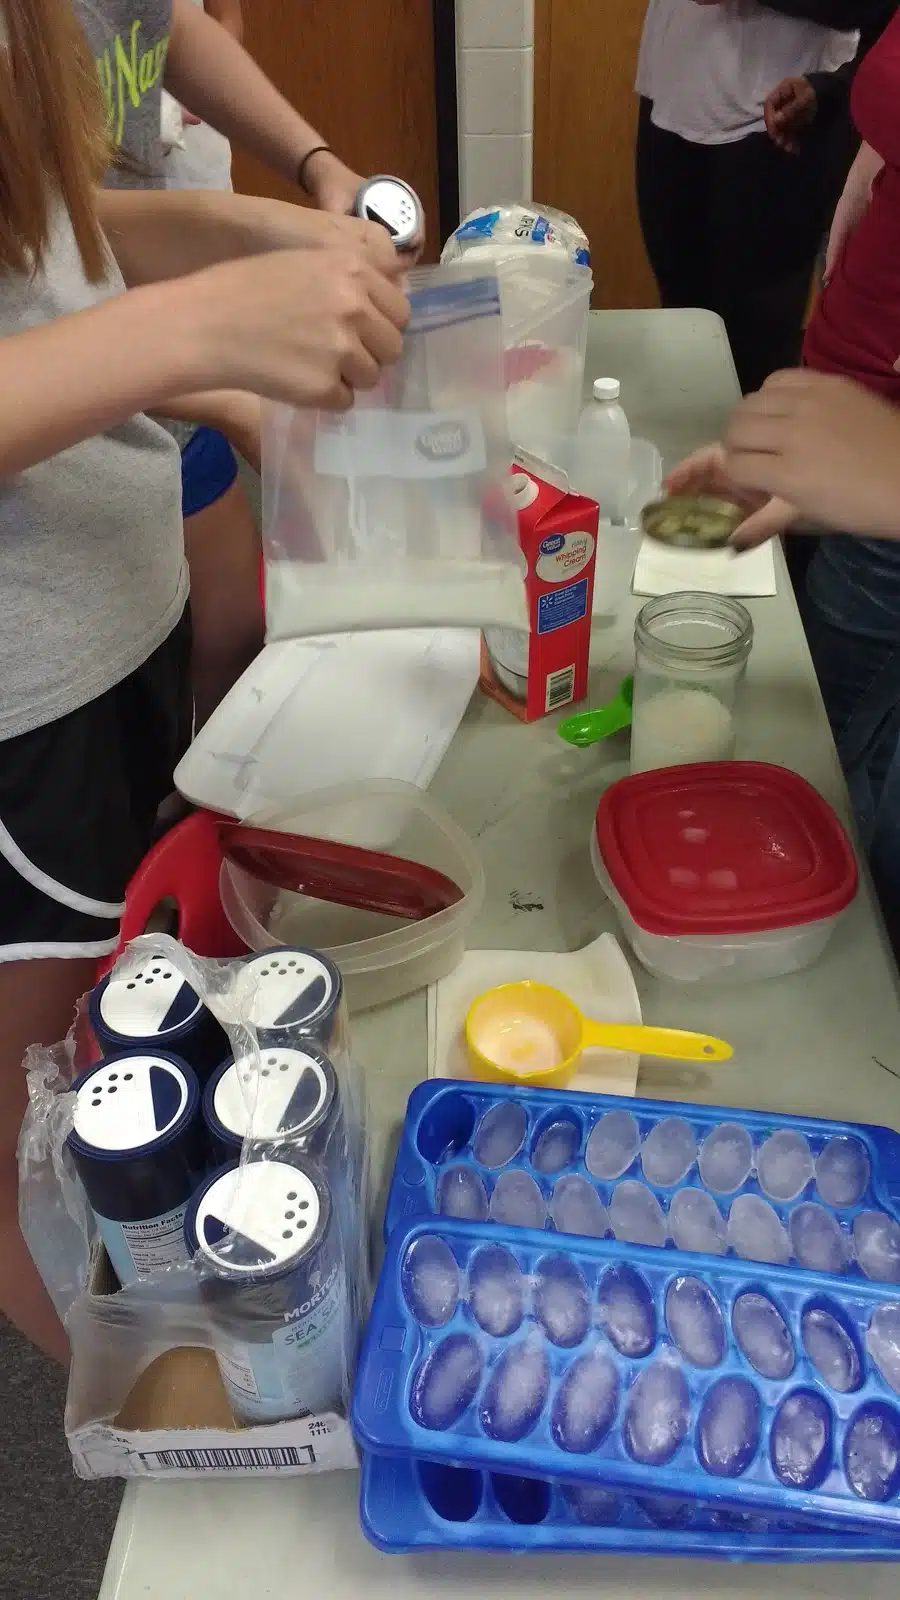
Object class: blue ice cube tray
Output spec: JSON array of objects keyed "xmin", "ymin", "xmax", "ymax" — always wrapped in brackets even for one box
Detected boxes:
[
  {"xmin": 383, "ymin": 1080, "xmax": 900, "ymax": 1286},
  {"xmin": 360, "ymin": 1452, "xmax": 900, "ymax": 1559},
  {"xmin": 352, "ymin": 1217, "xmax": 900, "ymax": 1533}
]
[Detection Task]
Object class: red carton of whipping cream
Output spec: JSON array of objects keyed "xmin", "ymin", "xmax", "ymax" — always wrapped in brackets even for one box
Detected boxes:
[{"xmin": 481, "ymin": 455, "xmax": 599, "ymax": 721}]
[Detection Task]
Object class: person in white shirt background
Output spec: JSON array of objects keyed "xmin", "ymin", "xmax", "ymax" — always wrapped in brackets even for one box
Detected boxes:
[
  {"xmin": 634, "ymin": 0, "xmax": 881, "ymax": 394},
  {"xmin": 163, "ymin": 0, "xmax": 236, "ymax": 192}
]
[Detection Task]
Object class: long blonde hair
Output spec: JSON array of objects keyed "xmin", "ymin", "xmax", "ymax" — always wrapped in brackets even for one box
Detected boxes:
[{"xmin": 0, "ymin": 0, "xmax": 108, "ymax": 280}]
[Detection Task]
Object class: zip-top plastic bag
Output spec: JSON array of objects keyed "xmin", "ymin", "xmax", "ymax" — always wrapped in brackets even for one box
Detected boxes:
[
  {"xmin": 18, "ymin": 936, "xmax": 370, "ymax": 1473},
  {"xmin": 261, "ymin": 264, "xmax": 526, "ymax": 641}
]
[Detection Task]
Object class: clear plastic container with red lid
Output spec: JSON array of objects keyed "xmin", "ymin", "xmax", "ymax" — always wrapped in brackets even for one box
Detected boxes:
[{"xmin": 591, "ymin": 762, "xmax": 858, "ymax": 983}]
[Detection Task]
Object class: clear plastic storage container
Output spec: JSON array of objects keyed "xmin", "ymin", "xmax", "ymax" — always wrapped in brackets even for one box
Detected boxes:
[
  {"xmin": 219, "ymin": 781, "xmax": 485, "ymax": 1010},
  {"xmin": 501, "ymin": 257, "xmax": 592, "ymax": 460},
  {"xmin": 591, "ymin": 762, "xmax": 858, "ymax": 984}
]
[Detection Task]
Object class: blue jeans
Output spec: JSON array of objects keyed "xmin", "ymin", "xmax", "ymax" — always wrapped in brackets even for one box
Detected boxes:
[{"xmin": 804, "ymin": 535, "xmax": 900, "ymax": 941}]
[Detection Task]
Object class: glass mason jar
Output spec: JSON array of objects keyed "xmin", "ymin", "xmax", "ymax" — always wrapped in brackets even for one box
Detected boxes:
[{"xmin": 631, "ymin": 592, "xmax": 753, "ymax": 773}]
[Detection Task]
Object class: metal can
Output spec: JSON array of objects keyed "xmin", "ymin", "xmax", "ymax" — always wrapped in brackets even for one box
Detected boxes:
[
  {"xmin": 352, "ymin": 176, "xmax": 423, "ymax": 252},
  {"xmin": 202, "ymin": 1043, "xmax": 342, "ymax": 1165},
  {"xmin": 67, "ymin": 1051, "xmax": 203, "ymax": 1286},
  {"xmin": 640, "ymin": 495, "xmax": 746, "ymax": 550},
  {"xmin": 237, "ymin": 946, "xmax": 346, "ymax": 1056},
  {"xmin": 184, "ymin": 1157, "xmax": 349, "ymax": 1423},
  {"xmin": 89, "ymin": 961, "xmax": 230, "ymax": 1086}
]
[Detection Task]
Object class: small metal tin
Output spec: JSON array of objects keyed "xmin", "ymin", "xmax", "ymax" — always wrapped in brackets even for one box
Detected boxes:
[
  {"xmin": 641, "ymin": 495, "xmax": 746, "ymax": 551},
  {"xmin": 353, "ymin": 176, "xmax": 423, "ymax": 251}
]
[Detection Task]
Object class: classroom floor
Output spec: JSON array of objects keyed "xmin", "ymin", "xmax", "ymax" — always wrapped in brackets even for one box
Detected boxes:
[{"xmin": 0, "ymin": 1318, "xmax": 121, "ymax": 1598}]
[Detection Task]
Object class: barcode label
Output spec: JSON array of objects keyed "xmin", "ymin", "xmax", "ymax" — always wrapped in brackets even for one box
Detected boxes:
[
  {"xmin": 139, "ymin": 1444, "xmax": 315, "ymax": 1471},
  {"xmin": 546, "ymin": 666, "xmax": 575, "ymax": 711}
]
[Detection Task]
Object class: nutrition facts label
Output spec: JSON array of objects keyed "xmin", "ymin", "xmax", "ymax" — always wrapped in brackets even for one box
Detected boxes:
[
  {"xmin": 107, "ymin": 1206, "xmax": 190, "ymax": 1279},
  {"xmin": 215, "ymin": 1343, "xmax": 262, "ymax": 1403}
]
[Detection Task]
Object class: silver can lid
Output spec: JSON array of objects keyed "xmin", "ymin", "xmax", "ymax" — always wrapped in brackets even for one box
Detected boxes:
[{"xmin": 354, "ymin": 176, "xmax": 422, "ymax": 249}]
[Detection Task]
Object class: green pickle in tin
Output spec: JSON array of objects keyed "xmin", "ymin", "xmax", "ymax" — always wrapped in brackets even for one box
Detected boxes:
[{"xmin": 641, "ymin": 495, "xmax": 746, "ymax": 550}]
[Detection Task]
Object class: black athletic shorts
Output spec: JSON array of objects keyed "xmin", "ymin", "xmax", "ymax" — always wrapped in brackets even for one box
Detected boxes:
[{"xmin": 0, "ymin": 608, "xmax": 192, "ymax": 963}]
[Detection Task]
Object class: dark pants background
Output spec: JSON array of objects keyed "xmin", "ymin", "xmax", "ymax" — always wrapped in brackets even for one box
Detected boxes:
[
  {"xmin": 803, "ymin": 535, "xmax": 900, "ymax": 951},
  {"xmin": 635, "ymin": 98, "xmax": 847, "ymax": 394}
]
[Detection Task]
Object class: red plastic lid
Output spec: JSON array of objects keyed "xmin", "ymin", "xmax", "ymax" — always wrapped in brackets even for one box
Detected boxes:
[{"xmin": 595, "ymin": 762, "xmax": 857, "ymax": 936}]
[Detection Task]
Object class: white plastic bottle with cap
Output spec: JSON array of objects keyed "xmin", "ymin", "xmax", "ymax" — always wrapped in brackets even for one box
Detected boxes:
[{"xmin": 573, "ymin": 377, "xmax": 631, "ymax": 523}]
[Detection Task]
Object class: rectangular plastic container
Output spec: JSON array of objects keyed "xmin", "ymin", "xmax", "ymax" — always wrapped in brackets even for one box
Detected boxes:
[
  {"xmin": 493, "ymin": 256, "xmax": 592, "ymax": 462},
  {"xmin": 360, "ymin": 1451, "xmax": 900, "ymax": 1560},
  {"xmin": 382, "ymin": 1078, "xmax": 900, "ymax": 1283},
  {"xmin": 353, "ymin": 1217, "xmax": 900, "ymax": 1534},
  {"xmin": 219, "ymin": 781, "xmax": 485, "ymax": 1012},
  {"xmin": 591, "ymin": 831, "xmax": 846, "ymax": 984},
  {"xmin": 591, "ymin": 762, "xmax": 858, "ymax": 985}
]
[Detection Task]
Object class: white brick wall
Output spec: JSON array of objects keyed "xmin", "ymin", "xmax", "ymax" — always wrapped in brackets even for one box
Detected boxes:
[{"xmin": 456, "ymin": 0, "xmax": 534, "ymax": 219}]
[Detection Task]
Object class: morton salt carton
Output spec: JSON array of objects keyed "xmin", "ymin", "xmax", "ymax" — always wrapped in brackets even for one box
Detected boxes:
[{"xmin": 481, "ymin": 454, "xmax": 598, "ymax": 721}]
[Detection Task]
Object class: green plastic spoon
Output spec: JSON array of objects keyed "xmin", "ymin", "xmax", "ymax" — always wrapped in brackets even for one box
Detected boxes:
[{"xmin": 557, "ymin": 677, "xmax": 634, "ymax": 749}]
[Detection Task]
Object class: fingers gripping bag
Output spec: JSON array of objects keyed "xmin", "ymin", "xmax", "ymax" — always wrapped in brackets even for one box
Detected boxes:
[{"xmin": 261, "ymin": 264, "xmax": 526, "ymax": 640}]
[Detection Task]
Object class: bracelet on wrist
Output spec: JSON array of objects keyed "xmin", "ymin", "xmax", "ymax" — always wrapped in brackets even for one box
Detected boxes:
[{"xmin": 297, "ymin": 145, "xmax": 332, "ymax": 193}]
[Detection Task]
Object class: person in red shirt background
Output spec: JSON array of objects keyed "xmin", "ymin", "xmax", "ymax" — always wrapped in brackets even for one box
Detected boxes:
[{"xmin": 668, "ymin": 7, "xmax": 900, "ymax": 939}]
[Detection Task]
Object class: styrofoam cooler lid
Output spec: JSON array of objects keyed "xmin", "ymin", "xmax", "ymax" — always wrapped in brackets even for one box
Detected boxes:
[
  {"xmin": 174, "ymin": 633, "xmax": 480, "ymax": 830},
  {"xmin": 209, "ymin": 1045, "xmax": 335, "ymax": 1143},
  {"xmin": 185, "ymin": 1159, "xmax": 328, "ymax": 1278},
  {"xmin": 70, "ymin": 1052, "xmax": 198, "ymax": 1156}
]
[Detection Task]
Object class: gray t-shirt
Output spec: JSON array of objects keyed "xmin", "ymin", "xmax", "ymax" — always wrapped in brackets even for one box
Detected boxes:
[
  {"xmin": 78, "ymin": 0, "xmax": 171, "ymax": 188},
  {"xmin": 0, "ymin": 205, "xmax": 186, "ymax": 740}
]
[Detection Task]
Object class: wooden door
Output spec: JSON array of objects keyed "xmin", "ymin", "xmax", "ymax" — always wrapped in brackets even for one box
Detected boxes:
[
  {"xmin": 534, "ymin": 0, "xmax": 657, "ymax": 308},
  {"xmin": 232, "ymin": 0, "xmax": 441, "ymax": 260}
]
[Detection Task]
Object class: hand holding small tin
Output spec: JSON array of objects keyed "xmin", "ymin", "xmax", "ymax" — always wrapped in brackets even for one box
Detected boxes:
[
  {"xmin": 663, "ymin": 446, "xmax": 797, "ymax": 550},
  {"xmin": 724, "ymin": 369, "xmax": 900, "ymax": 541}
]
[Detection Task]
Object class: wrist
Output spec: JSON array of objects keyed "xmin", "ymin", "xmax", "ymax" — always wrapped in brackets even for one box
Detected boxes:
[
  {"xmin": 297, "ymin": 145, "xmax": 335, "ymax": 196},
  {"xmin": 155, "ymin": 270, "xmax": 231, "ymax": 395},
  {"xmin": 300, "ymin": 147, "xmax": 354, "ymax": 205}
]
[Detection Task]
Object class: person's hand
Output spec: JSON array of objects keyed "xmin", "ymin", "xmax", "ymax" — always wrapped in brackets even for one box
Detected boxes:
[
  {"xmin": 301, "ymin": 149, "xmax": 365, "ymax": 216},
  {"xmin": 723, "ymin": 369, "xmax": 900, "ymax": 541},
  {"xmin": 235, "ymin": 196, "xmax": 407, "ymax": 280},
  {"xmin": 764, "ymin": 76, "xmax": 817, "ymax": 154},
  {"xmin": 302, "ymin": 149, "xmax": 426, "ymax": 259},
  {"xmin": 183, "ymin": 246, "xmax": 409, "ymax": 410},
  {"xmin": 664, "ymin": 445, "xmax": 797, "ymax": 550}
]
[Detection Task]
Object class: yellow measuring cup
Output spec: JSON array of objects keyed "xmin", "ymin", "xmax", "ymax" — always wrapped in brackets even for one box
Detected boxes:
[{"xmin": 464, "ymin": 981, "xmax": 733, "ymax": 1090}]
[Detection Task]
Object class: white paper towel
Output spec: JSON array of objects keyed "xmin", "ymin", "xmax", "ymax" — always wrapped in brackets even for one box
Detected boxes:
[
  {"xmin": 633, "ymin": 537, "xmax": 777, "ymax": 598},
  {"xmin": 427, "ymin": 933, "xmax": 642, "ymax": 1097}
]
